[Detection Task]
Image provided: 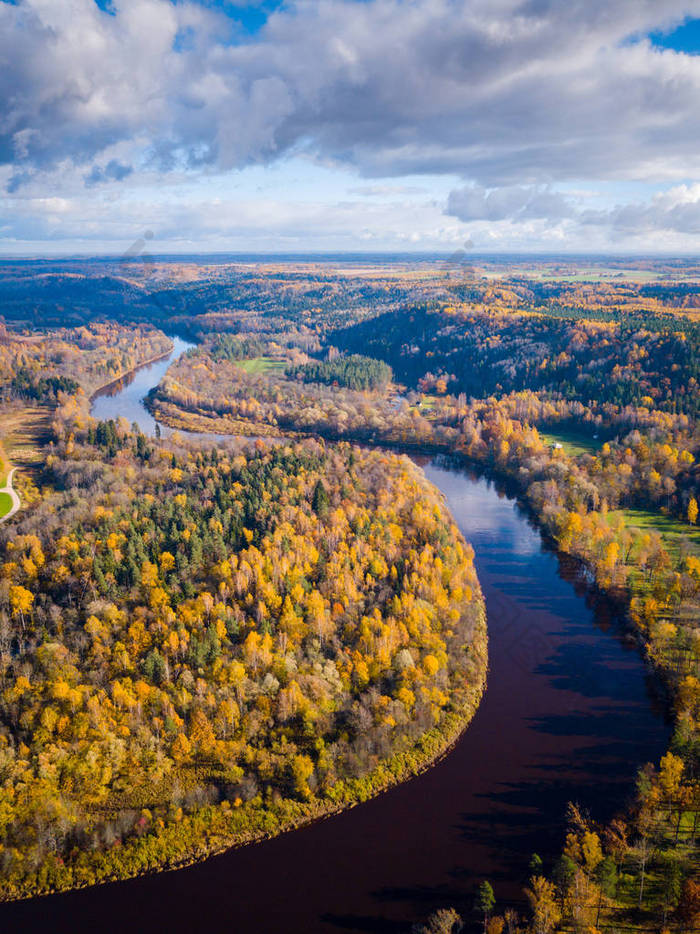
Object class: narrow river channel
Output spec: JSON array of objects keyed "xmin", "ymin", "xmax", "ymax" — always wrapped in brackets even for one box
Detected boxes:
[{"xmin": 1, "ymin": 339, "xmax": 671, "ymax": 933}]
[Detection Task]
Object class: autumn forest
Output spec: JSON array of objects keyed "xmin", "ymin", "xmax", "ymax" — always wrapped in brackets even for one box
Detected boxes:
[{"xmin": 0, "ymin": 255, "xmax": 698, "ymax": 933}]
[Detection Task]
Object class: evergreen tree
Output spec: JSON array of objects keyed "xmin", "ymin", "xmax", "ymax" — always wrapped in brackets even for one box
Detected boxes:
[{"xmin": 312, "ymin": 479, "xmax": 329, "ymax": 518}]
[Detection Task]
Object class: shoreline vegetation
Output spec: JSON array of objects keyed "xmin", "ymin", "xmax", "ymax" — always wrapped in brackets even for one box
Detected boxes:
[
  {"xmin": 6, "ymin": 613, "xmax": 486, "ymax": 902},
  {"xmin": 87, "ymin": 341, "xmax": 175, "ymax": 403},
  {"xmin": 0, "ymin": 324, "xmax": 175, "ymax": 503}
]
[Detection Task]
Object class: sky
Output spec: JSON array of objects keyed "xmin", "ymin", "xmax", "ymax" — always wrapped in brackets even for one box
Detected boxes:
[{"xmin": 3, "ymin": 0, "xmax": 700, "ymax": 255}]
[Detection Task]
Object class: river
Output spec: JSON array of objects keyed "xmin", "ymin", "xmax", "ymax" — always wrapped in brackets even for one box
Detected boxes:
[
  {"xmin": 1, "ymin": 340, "xmax": 671, "ymax": 933},
  {"xmin": 90, "ymin": 336, "xmax": 196, "ymax": 438}
]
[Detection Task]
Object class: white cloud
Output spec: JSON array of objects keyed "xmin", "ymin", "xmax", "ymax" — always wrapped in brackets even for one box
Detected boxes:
[
  {"xmin": 0, "ymin": 162, "xmax": 469, "ymax": 251},
  {"xmin": 580, "ymin": 183, "xmax": 700, "ymax": 236},
  {"xmin": 2, "ymin": 0, "xmax": 699, "ymax": 181},
  {"xmin": 446, "ymin": 184, "xmax": 574, "ymax": 222},
  {"xmin": 3, "ymin": 0, "xmax": 700, "ymax": 249}
]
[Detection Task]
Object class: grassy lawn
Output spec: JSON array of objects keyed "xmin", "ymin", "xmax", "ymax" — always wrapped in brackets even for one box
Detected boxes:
[
  {"xmin": 608, "ymin": 507, "xmax": 700, "ymax": 562},
  {"xmin": 0, "ymin": 493, "xmax": 12, "ymax": 518},
  {"xmin": 411, "ymin": 394, "xmax": 440, "ymax": 413},
  {"xmin": 599, "ymin": 813, "xmax": 698, "ymax": 931},
  {"xmin": 539, "ymin": 426, "xmax": 602, "ymax": 457},
  {"xmin": 235, "ymin": 356, "xmax": 287, "ymax": 375}
]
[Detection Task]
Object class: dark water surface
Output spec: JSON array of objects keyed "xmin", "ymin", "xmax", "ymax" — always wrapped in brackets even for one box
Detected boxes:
[{"xmin": 0, "ymin": 350, "xmax": 671, "ymax": 934}]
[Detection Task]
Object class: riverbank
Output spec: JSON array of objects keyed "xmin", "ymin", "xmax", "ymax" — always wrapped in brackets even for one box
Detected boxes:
[
  {"xmin": 0, "ymin": 452, "xmax": 670, "ymax": 933},
  {"xmin": 149, "ymin": 393, "xmax": 695, "ymax": 930},
  {"xmin": 87, "ymin": 341, "xmax": 175, "ymax": 402},
  {"xmin": 0, "ymin": 398, "xmax": 492, "ymax": 905}
]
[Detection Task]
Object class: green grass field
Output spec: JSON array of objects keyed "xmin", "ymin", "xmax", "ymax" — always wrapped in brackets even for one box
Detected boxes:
[
  {"xmin": 608, "ymin": 507, "xmax": 700, "ymax": 560},
  {"xmin": 604, "ymin": 815, "xmax": 697, "ymax": 930},
  {"xmin": 539, "ymin": 427, "xmax": 602, "ymax": 457},
  {"xmin": 527, "ymin": 267, "xmax": 663, "ymax": 283},
  {"xmin": 411, "ymin": 393, "xmax": 440, "ymax": 413},
  {"xmin": 0, "ymin": 492, "xmax": 13, "ymax": 519},
  {"xmin": 235, "ymin": 356, "xmax": 287, "ymax": 375}
]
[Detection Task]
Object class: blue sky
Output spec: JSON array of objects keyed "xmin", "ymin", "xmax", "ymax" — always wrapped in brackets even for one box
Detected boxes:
[
  {"xmin": 93, "ymin": 0, "xmax": 284, "ymax": 34},
  {"xmin": 196, "ymin": 1, "xmax": 284, "ymax": 34},
  {"xmin": 651, "ymin": 16, "xmax": 700, "ymax": 53},
  {"xmin": 2, "ymin": 0, "xmax": 700, "ymax": 254}
]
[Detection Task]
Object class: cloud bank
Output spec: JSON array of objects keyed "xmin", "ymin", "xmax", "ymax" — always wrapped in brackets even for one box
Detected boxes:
[{"xmin": 2, "ymin": 0, "xmax": 700, "ymax": 249}]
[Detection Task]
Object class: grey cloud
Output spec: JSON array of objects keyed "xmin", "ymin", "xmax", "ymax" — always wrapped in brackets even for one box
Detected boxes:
[
  {"xmin": 581, "ymin": 188, "xmax": 700, "ymax": 236},
  {"xmin": 444, "ymin": 181, "xmax": 700, "ymax": 238},
  {"xmin": 1, "ymin": 0, "xmax": 700, "ymax": 188},
  {"xmin": 446, "ymin": 184, "xmax": 574, "ymax": 222}
]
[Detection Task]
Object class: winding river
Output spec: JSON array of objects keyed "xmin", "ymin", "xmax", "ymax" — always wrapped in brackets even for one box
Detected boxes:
[
  {"xmin": 2, "ymin": 340, "xmax": 671, "ymax": 933},
  {"xmin": 90, "ymin": 336, "xmax": 200, "ymax": 437}
]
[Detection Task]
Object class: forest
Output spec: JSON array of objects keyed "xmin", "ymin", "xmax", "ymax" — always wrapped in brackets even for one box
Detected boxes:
[
  {"xmin": 0, "ymin": 256, "xmax": 698, "ymax": 931},
  {"xmin": 0, "ymin": 322, "xmax": 172, "ymax": 401},
  {"xmin": 0, "ymin": 392, "xmax": 485, "ymax": 899},
  {"xmin": 286, "ymin": 354, "xmax": 393, "ymax": 391},
  {"xmin": 333, "ymin": 305, "xmax": 700, "ymax": 415},
  {"xmin": 138, "ymin": 259, "xmax": 700, "ymax": 933}
]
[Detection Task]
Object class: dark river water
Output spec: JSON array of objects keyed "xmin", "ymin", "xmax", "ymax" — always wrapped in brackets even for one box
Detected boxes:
[{"xmin": 1, "ymin": 342, "xmax": 671, "ymax": 933}]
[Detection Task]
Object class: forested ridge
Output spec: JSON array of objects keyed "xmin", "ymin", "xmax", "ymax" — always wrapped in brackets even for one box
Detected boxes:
[{"xmin": 333, "ymin": 305, "xmax": 700, "ymax": 416}]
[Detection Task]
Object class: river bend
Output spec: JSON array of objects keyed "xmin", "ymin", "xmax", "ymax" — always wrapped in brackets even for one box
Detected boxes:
[{"xmin": 0, "ymin": 339, "xmax": 670, "ymax": 933}]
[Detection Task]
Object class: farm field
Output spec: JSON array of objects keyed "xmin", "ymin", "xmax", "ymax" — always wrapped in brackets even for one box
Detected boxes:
[
  {"xmin": 235, "ymin": 356, "xmax": 287, "ymax": 375},
  {"xmin": 539, "ymin": 427, "xmax": 603, "ymax": 457},
  {"xmin": 609, "ymin": 507, "xmax": 700, "ymax": 560}
]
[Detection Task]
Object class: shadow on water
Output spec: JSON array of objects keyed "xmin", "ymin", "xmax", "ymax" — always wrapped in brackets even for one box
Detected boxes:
[
  {"xmin": 0, "ymin": 368, "xmax": 673, "ymax": 934},
  {"xmin": 322, "ymin": 914, "xmax": 411, "ymax": 933}
]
